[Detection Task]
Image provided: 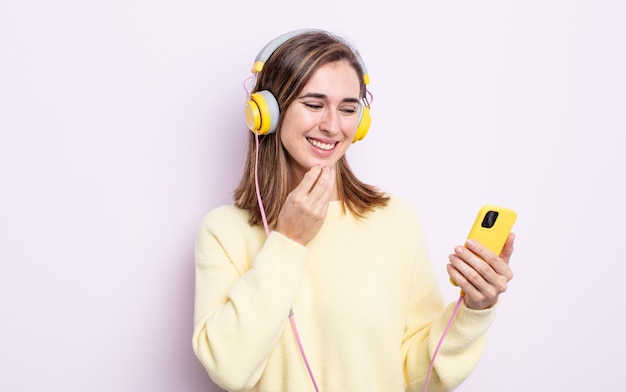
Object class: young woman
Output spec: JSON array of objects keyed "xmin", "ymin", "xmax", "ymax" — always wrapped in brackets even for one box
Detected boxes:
[{"xmin": 192, "ymin": 29, "xmax": 515, "ymax": 392}]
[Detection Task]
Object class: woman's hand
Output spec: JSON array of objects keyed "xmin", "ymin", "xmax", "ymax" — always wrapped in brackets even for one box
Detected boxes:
[
  {"xmin": 447, "ymin": 233, "xmax": 515, "ymax": 309},
  {"xmin": 275, "ymin": 166, "xmax": 335, "ymax": 246}
]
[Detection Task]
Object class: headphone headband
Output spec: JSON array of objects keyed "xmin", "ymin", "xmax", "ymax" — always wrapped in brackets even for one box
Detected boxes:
[
  {"xmin": 251, "ymin": 29, "xmax": 313, "ymax": 73},
  {"xmin": 250, "ymin": 29, "xmax": 370, "ymax": 86}
]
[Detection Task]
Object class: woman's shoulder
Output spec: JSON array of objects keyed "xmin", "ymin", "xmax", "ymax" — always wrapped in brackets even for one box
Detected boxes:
[
  {"xmin": 363, "ymin": 194, "xmax": 421, "ymax": 227},
  {"xmin": 199, "ymin": 204, "xmax": 250, "ymax": 231},
  {"xmin": 381, "ymin": 194, "xmax": 420, "ymax": 216},
  {"xmin": 203, "ymin": 203, "xmax": 245, "ymax": 218}
]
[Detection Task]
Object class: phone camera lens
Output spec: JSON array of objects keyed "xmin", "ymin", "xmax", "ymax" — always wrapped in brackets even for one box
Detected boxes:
[{"xmin": 481, "ymin": 211, "xmax": 499, "ymax": 228}]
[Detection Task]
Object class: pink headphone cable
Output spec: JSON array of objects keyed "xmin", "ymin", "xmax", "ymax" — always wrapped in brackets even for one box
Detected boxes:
[
  {"xmin": 423, "ymin": 294, "xmax": 464, "ymax": 392},
  {"xmin": 254, "ymin": 133, "xmax": 320, "ymax": 392},
  {"xmin": 254, "ymin": 133, "xmax": 270, "ymax": 235}
]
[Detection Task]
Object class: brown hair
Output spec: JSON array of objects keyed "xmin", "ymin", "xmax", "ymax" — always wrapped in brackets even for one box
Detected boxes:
[{"xmin": 234, "ymin": 30, "xmax": 389, "ymax": 227}]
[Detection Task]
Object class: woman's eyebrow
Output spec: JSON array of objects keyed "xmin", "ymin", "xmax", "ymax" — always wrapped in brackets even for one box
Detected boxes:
[{"xmin": 298, "ymin": 92, "xmax": 360, "ymax": 103}]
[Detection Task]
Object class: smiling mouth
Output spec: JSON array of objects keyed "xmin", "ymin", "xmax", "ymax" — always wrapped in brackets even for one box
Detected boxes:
[{"xmin": 307, "ymin": 137, "xmax": 337, "ymax": 151}]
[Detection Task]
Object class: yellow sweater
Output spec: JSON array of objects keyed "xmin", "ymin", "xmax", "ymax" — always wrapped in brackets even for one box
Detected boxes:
[{"xmin": 193, "ymin": 196, "xmax": 497, "ymax": 391}]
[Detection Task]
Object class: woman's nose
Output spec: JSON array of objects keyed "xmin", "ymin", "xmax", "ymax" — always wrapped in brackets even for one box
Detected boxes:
[{"xmin": 319, "ymin": 109, "xmax": 340, "ymax": 134}]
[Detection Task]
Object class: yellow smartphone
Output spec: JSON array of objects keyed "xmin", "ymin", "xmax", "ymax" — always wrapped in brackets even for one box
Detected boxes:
[
  {"xmin": 450, "ymin": 205, "xmax": 517, "ymax": 287},
  {"xmin": 467, "ymin": 205, "xmax": 517, "ymax": 254}
]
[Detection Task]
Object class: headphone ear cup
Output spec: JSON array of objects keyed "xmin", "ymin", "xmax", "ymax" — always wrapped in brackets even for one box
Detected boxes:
[
  {"xmin": 352, "ymin": 105, "xmax": 371, "ymax": 143},
  {"xmin": 244, "ymin": 90, "xmax": 280, "ymax": 135}
]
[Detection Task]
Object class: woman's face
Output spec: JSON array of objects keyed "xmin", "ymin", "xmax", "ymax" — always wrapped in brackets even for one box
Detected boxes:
[{"xmin": 280, "ymin": 60, "xmax": 362, "ymax": 180}]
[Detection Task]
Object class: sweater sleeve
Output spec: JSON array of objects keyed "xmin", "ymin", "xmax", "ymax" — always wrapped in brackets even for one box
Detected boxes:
[
  {"xmin": 191, "ymin": 206, "xmax": 308, "ymax": 391},
  {"xmin": 404, "ymin": 293, "xmax": 497, "ymax": 391},
  {"xmin": 425, "ymin": 301, "xmax": 497, "ymax": 390}
]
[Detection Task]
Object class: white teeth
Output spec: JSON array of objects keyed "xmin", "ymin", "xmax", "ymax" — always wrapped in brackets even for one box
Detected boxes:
[{"xmin": 307, "ymin": 138, "xmax": 335, "ymax": 150}]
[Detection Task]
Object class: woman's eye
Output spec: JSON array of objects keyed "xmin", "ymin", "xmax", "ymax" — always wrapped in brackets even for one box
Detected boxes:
[{"xmin": 304, "ymin": 102, "xmax": 323, "ymax": 110}]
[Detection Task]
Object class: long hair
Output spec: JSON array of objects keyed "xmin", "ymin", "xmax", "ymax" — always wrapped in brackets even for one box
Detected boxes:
[{"xmin": 234, "ymin": 30, "xmax": 389, "ymax": 227}]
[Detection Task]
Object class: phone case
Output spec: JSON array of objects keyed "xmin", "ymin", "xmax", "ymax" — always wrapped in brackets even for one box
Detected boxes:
[
  {"xmin": 467, "ymin": 205, "xmax": 517, "ymax": 254},
  {"xmin": 450, "ymin": 205, "xmax": 517, "ymax": 288}
]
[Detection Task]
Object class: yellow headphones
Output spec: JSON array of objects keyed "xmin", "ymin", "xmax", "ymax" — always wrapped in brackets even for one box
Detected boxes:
[{"xmin": 244, "ymin": 29, "xmax": 372, "ymax": 143}]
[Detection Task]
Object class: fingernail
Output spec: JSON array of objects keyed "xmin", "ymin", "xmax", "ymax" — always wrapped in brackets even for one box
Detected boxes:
[
  {"xmin": 465, "ymin": 239, "xmax": 475, "ymax": 248},
  {"xmin": 454, "ymin": 246, "xmax": 464, "ymax": 255}
]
